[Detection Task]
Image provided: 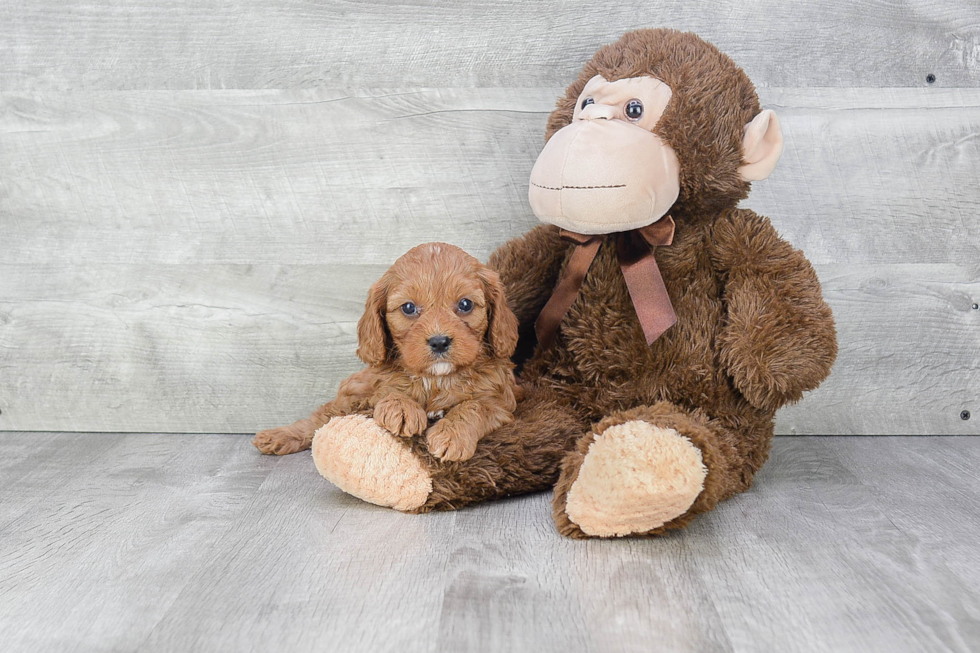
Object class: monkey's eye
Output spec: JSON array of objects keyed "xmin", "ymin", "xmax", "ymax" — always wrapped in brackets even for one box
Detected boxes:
[
  {"xmin": 625, "ymin": 99, "xmax": 644, "ymax": 121},
  {"xmin": 580, "ymin": 97, "xmax": 595, "ymax": 110},
  {"xmin": 457, "ymin": 298, "xmax": 474, "ymax": 314},
  {"xmin": 400, "ymin": 302, "xmax": 418, "ymax": 316}
]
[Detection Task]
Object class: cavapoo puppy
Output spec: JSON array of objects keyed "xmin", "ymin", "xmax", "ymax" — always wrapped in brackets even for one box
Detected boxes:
[{"xmin": 253, "ymin": 242, "xmax": 520, "ymax": 462}]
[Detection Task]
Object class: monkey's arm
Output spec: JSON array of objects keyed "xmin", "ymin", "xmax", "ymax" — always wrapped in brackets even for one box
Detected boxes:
[
  {"xmin": 709, "ymin": 209, "xmax": 838, "ymax": 413},
  {"xmin": 488, "ymin": 225, "xmax": 571, "ymax": 328}
]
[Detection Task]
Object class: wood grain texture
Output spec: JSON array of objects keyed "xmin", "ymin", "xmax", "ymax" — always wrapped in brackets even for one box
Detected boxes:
[
  {"xmin": 775, "ymin": 263, "xmax": 980, "ymax": 436},
  {"xmin": 0, "ymin": 433, "xmax": 276, "ymax": 651},
  {"xmin": 2, "ymin": 87, "xmax": 979, "ymax": 267},
  {"xmin": 2, "ymin": 73, "xmax": 978, "ymax": 434},
  {"xmin": 1, "ymin": 0, "xmax": 978, "ymax": 91},
  {"xmin": 828, "ymin": 435, "xmax": 980, "ymax": 600},
  {"xmin": 0, "ymin": 263, "xmax": 381, "ymax": 433},
  {"xmin": 688, "ymin": 436, "xmax": 980, "ymax": 652},
  {"xmin": 0, "ymin": 433, "xmax": 978, "ymax": 652},
  {"xmin": 1, "ymin": 262, "xmax": 976, "ymax": 434}
]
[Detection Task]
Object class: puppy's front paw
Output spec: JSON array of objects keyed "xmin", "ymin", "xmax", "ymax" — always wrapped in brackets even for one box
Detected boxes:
[
  {"xmin": 374, "ymin": 395, "xmax": 428, "ymax": 438},
  {"xmin": 253, "ymin": 426, "xmax": 311, "ymax": 455},
  {"xmin": 426, "ymin": 421, "xmax": 480, "ymax": 462}
]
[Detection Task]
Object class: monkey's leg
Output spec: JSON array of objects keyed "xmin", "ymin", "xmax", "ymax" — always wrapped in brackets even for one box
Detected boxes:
[
  {"xmin": 413, "ymin": 384, "xmax": 587, "ymax": 512},
  {"xmin": 311, "ymin": 385, "xmax": 587, "ymax": 513},
  {"xmin": 552, "ymin": 401, "xmax": 771, "ymax": 538},
  {"xmin": 311, "ymin": 414, "xmax": 434, "ymax": 512}
]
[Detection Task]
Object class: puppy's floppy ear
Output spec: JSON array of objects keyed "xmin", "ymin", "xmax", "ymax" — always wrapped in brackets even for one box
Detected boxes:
[
  {"xmin": 478, "ymin": 267, "xmax": 519, "ymax": 359},
  {"xmin": 356, "ymin": 273, "xmax": 392, "ymax": 366}
]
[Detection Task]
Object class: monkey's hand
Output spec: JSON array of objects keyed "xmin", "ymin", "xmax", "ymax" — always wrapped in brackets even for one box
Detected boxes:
[
  {"xmin": 374, "ymin": 393, "xmax": 428, "ymax": 438},
  {"xmin": 712, "ymin": 211, "xmax": 837, "ymax": 413}
]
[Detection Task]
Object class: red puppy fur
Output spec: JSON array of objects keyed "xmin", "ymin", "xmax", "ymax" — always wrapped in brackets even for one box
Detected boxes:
[{"xmin": 253, "ymin": 243, "xmax": 520, "ymax": 462}]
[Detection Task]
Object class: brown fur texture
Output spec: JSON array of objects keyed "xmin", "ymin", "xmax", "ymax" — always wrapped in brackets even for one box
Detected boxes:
[
  {"xmin": 259, "ymin": 29, "xmax": 838, "ymax": 539},
  {"xmin": 254, "ymin": 242, "xmax": 520, "ymax": 462},
  {"xmin": 405, "ymin": 29, "xmax": 835, "ymax": 534},
  {"xmin": 544, "ymin": 29, "xmax": 762, "ymax": 223}
]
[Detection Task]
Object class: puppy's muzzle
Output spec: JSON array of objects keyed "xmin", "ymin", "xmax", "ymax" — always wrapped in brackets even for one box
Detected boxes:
[{"xmin": 427, "ymin": 335, "xmax": 452, "ymax": 355}]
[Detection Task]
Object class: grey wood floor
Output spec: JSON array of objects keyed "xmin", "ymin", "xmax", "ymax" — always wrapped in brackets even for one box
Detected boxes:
[{"xmin": 0, "ymin": 434, "xmax": 977, "ymax": 653}]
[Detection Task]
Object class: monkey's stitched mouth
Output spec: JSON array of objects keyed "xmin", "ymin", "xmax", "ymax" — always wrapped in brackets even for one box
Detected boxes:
[{"xmin": 531, "ymin": 182, "xmax": 626, "ymax": 191}]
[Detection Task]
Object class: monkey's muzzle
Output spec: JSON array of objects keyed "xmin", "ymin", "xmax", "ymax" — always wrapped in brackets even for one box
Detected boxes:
[{"xmin": 528, "ymin": 119, "xmax": 680, "ymax": 235}]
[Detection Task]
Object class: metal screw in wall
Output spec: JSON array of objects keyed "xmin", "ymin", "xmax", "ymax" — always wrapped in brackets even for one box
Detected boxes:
[
  {"xmin": 973, "ymin": 303, "xmax": 979, "ymax": 310},
  {"xmin": 926, "ymin": 73, "xmax": 936, "ymax": 84},
  {"xmin": 962, "ymin": 410, "xmax": 972, "ymax": 421}
]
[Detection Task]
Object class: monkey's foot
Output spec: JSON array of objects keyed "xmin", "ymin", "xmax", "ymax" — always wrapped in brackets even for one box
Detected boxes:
[
  {"xmin": 557, "ymin": 420, "xmax": 707, "ymax": 537},
  {"xmin": 312, "ymin": 414, "xmax": 432, "ymax": 511}
]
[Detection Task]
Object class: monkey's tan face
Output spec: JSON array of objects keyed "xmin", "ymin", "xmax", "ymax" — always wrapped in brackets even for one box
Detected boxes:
[{"xmin": 528, "ymin": 75, "xmax": 680, "ymax": 235}]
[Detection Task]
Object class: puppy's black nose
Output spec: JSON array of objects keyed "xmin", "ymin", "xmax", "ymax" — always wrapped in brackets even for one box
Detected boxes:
[{"xmin": 427, "ymin": 335, "xmax": 452, "ymax": 354}]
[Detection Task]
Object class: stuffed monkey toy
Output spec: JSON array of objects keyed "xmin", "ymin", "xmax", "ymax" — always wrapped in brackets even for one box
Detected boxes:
[{"xmin": 262, "ymin": 28, "xmax": 838, "ymax": 538}]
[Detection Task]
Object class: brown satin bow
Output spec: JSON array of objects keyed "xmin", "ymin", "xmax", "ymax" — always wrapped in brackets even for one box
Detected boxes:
[{"xmin": 535, "ymin": 215, "xmax": 677, "ymax": 350}]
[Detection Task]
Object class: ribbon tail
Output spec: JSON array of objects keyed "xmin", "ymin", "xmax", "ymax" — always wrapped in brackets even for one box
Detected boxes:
[
  {"xmin": 535, "ymin": 238, "xmax": 602, "ymax": 350},
  {"xmin": 618, "ymin": 237, "xmax": 676, "ymax": 345}
]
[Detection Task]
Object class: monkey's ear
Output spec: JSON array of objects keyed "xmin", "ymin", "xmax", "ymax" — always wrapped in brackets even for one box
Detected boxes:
[
  {"xmin": 738, "ymin": 109, "xmax": 784, "ymax": 182},
  {"xmin": 356, "ymin": 275, "xmax": 391, "ymax": 366}
]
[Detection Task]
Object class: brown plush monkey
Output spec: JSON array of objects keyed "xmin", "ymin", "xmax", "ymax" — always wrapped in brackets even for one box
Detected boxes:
[{"xmin": 290, "ymin": 29, "xmax": 837, "ymax": 538}]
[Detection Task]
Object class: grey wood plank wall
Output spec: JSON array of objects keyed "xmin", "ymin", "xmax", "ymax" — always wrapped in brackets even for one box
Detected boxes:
[{"xmin": 1, "ymin": 2, "xmax": 978, "ymax": 434}]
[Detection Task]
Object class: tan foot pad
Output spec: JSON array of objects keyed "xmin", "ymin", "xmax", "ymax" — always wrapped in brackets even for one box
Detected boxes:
[
  {"xmin": 312, "ymin": 414, "xmax": 432, "ymax": 512},
  {"xmin": 565, "ymin": 420, "xmax": 707, "ymax": 537}
]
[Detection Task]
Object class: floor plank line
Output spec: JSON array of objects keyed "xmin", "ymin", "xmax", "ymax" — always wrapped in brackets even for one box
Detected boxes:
[{"xmin": 0, "ymin": 433, "xmax": 977, "ymax": 652}]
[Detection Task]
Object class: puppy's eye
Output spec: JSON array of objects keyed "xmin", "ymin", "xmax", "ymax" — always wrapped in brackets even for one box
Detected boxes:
[
  {"xmin": 580, "ymin": 97, "xmax": 594, "ymax": 110},
  {"xmin": 456, "ymin": 298, "xmax": 473, "ymax": 314},
  {"xmin": 400, "ymin": 302, "xmax": 418, "ymax": 316},
  {"xmin": 625, "ymin": 99, "xmax": 643, "ymax": 121}
]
